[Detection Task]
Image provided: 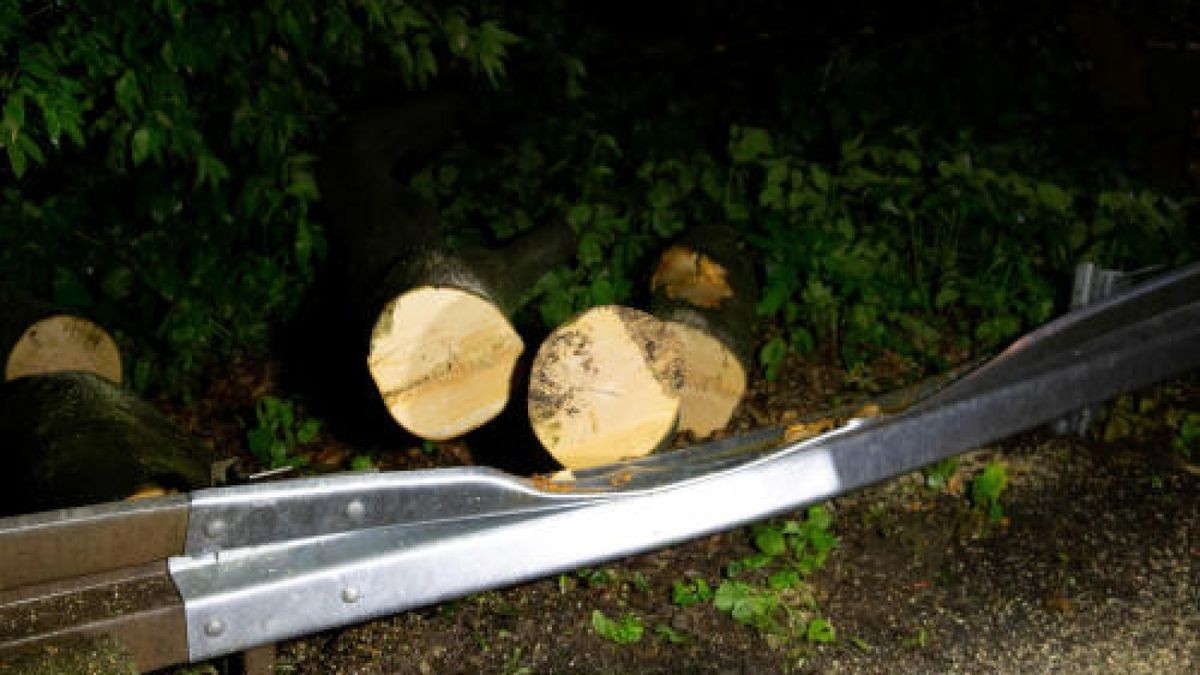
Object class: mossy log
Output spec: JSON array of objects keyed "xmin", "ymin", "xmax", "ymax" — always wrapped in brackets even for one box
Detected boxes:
[
  {"xmin": 649, "ymin": 224, "xmax": 757, "ymax": 438},
  {"xmin": 528, "ymin": 305, "xmax": 684, "ymax": 469},
  {"xmin": 320, "ymin": 96, "xmax": 576, "ymax": 440},
  {"xmin": 0, "ymin": 372, "xmax": 211, "ymax": 516},
  {"xmin": 0, "ymin": 284, "xmax": 122, "ymax": 384}
]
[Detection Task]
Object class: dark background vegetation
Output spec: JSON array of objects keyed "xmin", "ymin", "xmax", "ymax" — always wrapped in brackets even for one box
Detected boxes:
[{"xmin": 1, "ymin": 0, "xmax": 1197, "ymax": 426}]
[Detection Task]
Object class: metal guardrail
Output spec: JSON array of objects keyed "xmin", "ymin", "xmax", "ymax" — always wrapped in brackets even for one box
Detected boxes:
[{"xmin": 2, "ymin": 261, "xmax": 1198, "ymax": 670}]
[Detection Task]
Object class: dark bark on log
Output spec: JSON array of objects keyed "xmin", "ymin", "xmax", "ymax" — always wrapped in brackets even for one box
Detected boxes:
[
  {"xmin": 0, "ymin": 372, "xmax": 210, "ymax": 516},
  {"xmin": 649, "ymin": 223, "xmax": 758, "ymax": 437},
  {"xmin": 0, "ymin": 284, "xmax": 122, "ymax": 384}
]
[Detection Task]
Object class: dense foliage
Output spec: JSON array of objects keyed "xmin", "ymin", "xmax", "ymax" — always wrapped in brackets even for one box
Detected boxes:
[
  {"xmin": 0, "ymin": 0, "xmax": 515, "ymax": 392},
  {"xmin": 2, "ymin": 1, "xmax": 1195, "ymax": 397}
]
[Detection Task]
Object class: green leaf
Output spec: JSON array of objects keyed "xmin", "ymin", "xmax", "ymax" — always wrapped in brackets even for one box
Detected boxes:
[
  {"xmin": 759, "ymin": 335, "xmax": 788, "ymax": 382},
  {"xmin": 42, "ymin": 106, "xmax": 62, "ymax": 146},
  {"xmin": 296, "ymin": 418, "xmax": 321, "ymax": 444},
  {"xmin": 715, "ymin": 581, "xmax": 776, "ymax": 627},
  {"xmin": 730, "ymin": 126, "xmax": 772, "ymax": 164},
  {"xmin": 589, "ymin": 277, "xmax": 616, "ymax": 305},
  {"xmin": 6, "ymin": 143, "xmax": 26, "ymax": 178},
  {"xmin": 672, "ymin": 579, "xmax": 713, "ymax": 607},
  {"xmin": 3, "ymin": 92, "xmax": 25, "ymax": 134},
  {"xmin": 934, "ymin": 285, "xmax": 960, "ymax": 309},
  {"xmin": 805, "ymin": 505, "xmax": 833, "ymax": 531},
  {"xmin": 591, "ymin": 610, "xmax": 643, "ymax": 645},
  {"xmin": 539, "ymin": 288, "xmax": 575, "ymax": 327},
  {"xmin": 196, "ymin": 153, "xmax": 230, "ymax": 189},
  {"xmin": 295, "ymin": 218, "xmax": 315, "ymax": 270},
  {"xmin": 971, "ymin": 461, "xmax": 1008, "ymax": 521},
  {"xmin": 810, "ymin": 165, "xmax": 831, "ymax": 192},
  {"xmin": 753, "ymin": 525, "xmax": 787, "ymax": 556},
  {"xmin": 165, "ymin": 0, "xmax": 185, "ymax": 27},
  {"xmin": 444, "ymin": 11, "xmax": 470, "ymax": 55},
  {"xmin": 807, "ymin": 618, "xmax": 837, "ymax": 643},
  {"xmin": 350, "ymin": 455, "xmax": 376, "ymax": 471},
  {"xmin": 1035, "ymin": 182, "xmax": 1072, "ymax": 213},
  {"xmin": 17, "ymin": 133, "xmax": 44, "ymax": 165},
  {"xmin": 578, "ymin": 232, "xmax": 605, "ymax": 267},
  {"xmin": 567, "ymin": 204, "xmax": 593, "ymax": 228},
  {"xmin": 115, "ymin": 71, "xmax": 141, "ymax": 115},
  {"xmin": 246, "ymin": 427, "xmax": 274, "ymax": 463},
  {"xmin": 767, "ymin": 568, "xmax": 802, "ymax": 590},
  {"xmin": 131, "ymin": 128, "xmax": 152, "ymax": 166}
]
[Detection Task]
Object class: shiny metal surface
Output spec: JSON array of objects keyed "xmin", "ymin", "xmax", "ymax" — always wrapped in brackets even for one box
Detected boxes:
[{"xmin": 184, "ymin": 467, "xmax": 615, "ymax": 554}]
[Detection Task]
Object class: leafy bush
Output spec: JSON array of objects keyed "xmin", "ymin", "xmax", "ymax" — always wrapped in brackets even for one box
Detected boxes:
[
  {"xmin": 246, "ymin": 395, "xmax": 321, "ymax": 468},
  {"xmin": 0, "ymin": 1, "xmax": 516, "ymax": 394},
  {"xmin": 731, "ymin": 125, "xmax": 1194, "ymax": 372}
]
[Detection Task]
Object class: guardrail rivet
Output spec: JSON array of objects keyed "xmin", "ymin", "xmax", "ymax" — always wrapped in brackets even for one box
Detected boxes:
[
  {"xmin": 345, "ymin": 499, "xmax": 366, "ymax": 522},
  {"xmin": 341, "ymin": 586, "xmax": 362, "ymax": 604},
  {"xmin": 204, "ymin": 617, "xmax": 226, "ymax": 637},
  {"xmin": 203, "ymin": 519, "xmax": 227, "ymax": 539}
]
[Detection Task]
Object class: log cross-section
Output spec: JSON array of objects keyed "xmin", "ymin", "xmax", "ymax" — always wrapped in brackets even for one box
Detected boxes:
[
  {"xmin": 320, "ymin": 95, "xmax": 575, "ymax": 440},
  {"xmin": 528, "ymin": 305, "xmax": 684, "ymax": 469},
  {"xmin": 0, "ymin": 284, "xmax": 122, "ymax": 384},
  {"xmin": 650, "ymin": 224, "xmax": 757, "ymax": 438}
]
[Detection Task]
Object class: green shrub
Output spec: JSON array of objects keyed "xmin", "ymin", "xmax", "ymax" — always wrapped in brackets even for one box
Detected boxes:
[{"xmin": 0, "ymin": 1, "xmax": 515, "ymax": 395}]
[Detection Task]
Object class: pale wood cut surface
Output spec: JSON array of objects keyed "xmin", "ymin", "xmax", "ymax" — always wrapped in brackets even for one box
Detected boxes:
[
  {"xmin": 667, "ymin": 321, "xmax": 746, "ymax": 437},
  {"xmin": 368, "ymin": 287, "xmax": 524, "ymax": 440},
  {"xmin": 4, "ymin": 315, "xmax": 122, "ymax": 384},
  {"xmin": 528, "ymin": 306, "xmax": 684, "ymax": 469}
]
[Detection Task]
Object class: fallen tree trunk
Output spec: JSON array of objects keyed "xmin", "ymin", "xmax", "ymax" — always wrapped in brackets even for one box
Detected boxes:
[
  {"xmin": 0, "ymin": 284, "xmax": 122, "ymax": 384},
  {"xmin": 528, "ymin": 305, "xmax": 684, "ymax": 469},
  {"xmin": 649, "ymin": 224, "xmax": 757, "ymax": 437},
  {"xmin": 0, "ymin": 372, "xmax": 211, "ymax": 516},
  {"xmin": 320, "ymin": 96, "xmax": 576, "ymax": 441}
]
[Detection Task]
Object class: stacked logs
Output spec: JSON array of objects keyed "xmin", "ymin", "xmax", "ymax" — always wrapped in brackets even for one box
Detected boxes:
[{"xmin": 319, "ymin": 99, "xmax": 758, "ymax": 471}]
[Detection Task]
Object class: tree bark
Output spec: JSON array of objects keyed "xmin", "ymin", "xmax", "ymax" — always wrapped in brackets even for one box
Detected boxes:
[
  {"xmin": 527, "ymin": 305, "xmax": 684, "ymax": 469},
  {"xmin": 649, "ymin": 223, "xmax": 757, "ymax": 437},
  {"xmin": 320, "ymin": 95, "xmax": 576, "ymax": 440},
  {"xmin": 0, "ymin": 284, "xmax": 122, "ymax": 384},
  {"xmin": 0, "ymin": 372, "xmax": 211, "ymax": 516}
]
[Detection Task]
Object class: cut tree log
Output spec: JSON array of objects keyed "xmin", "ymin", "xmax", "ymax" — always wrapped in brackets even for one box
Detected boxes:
[
  {"xmin": 649, "ymin": 223, "xmax": 757, "ymax": 437},
  {"xmin": 320, "ymin": 95, "xmax": 576, "ymax": 440},
  {"xmin": 528, "ymin": 305, "xmax": 684, "ymax": 469},
  {"xmin": 0, "ymin": 284, "xmax": 122, "ymax": 384},
  {"xmin": 0, "ymin": 372, "xmax": 211, "ymax": 516}
]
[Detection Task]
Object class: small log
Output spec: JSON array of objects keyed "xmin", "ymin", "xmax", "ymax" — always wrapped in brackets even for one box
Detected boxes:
[
  {"xmin": 649, "ymin": 224, "xmax": 757, "ymax": 437},
  {"xmin": 0, "ymin": 285, "xmax": 122, "ymax": 384},
  {"xmin": 528, "ymin": 305, "xmax": 684, "ymax": 469},
  {"xmin": 0, "ymin": 372, "xmax": 211, "ymax": 516},
  {"xmin": 321, "ymin": 96, "xmax": 576, "ymax": 440}
]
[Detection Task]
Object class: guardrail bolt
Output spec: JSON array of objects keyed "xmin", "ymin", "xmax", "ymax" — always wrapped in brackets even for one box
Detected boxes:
[
  {"xmin": 203, "ymin": 519, "xmax": 227, "ymax": 539},
  {"xmin": 204, "ymin": 617, "xmax": 227, "ymax": 637},
  {"xmin": 341, "ymin": 586, "xmax": 362, "ymax": 604},
  {"xmin": 345, "ymin": 499, "xmax": 366, "ymax": 522}
]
